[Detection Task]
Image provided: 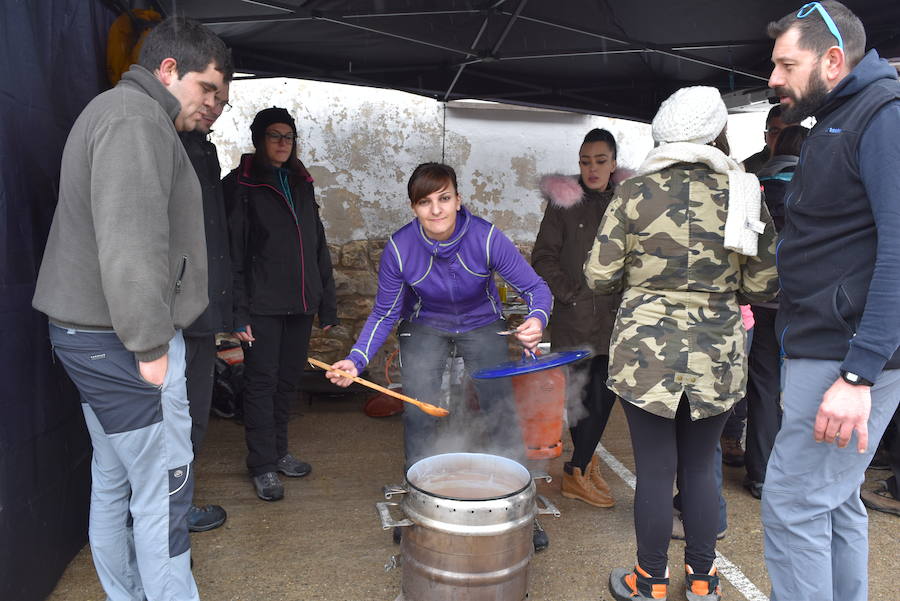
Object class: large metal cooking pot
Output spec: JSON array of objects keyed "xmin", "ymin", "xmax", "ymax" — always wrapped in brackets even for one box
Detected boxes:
[{"xmin": 376, "ymin": 452, "xmax": 559, "ymax": 601}]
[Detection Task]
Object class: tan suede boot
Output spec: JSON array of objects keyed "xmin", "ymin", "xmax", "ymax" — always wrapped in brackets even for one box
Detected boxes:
[
  {"xmin": 562, "ymin": 462, "xmax": 615, "ymax": 508},
  {"xmin": 588, "ymin": 454, "xmax": 615, "ymax": 506}
]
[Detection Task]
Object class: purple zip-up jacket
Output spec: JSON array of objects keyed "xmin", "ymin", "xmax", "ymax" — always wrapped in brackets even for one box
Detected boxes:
[{"xmin": 347, "ymin": 206, "xmax": 552, "ymax": 372}]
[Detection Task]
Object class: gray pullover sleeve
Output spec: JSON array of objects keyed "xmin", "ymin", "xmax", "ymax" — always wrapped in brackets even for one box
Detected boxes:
[{"xmin": 92, "ymin": 115, "xmax": 178, "ymax": 361}]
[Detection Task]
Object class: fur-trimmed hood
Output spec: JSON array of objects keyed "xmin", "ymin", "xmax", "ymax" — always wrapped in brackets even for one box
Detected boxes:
[{"xmin": 539, "ymin": 169, "xmax": 634, "ymax": 208}]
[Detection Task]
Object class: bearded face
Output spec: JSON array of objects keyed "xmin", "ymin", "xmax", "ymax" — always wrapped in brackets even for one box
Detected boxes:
[{"xmin": 773, "ymin": 61, "xmax": 830, "ymax": 123}]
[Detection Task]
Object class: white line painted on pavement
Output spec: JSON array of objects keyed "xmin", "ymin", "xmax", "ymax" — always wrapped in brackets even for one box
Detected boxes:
[{"xmin": 596, "ymin": 444, "xmax": 770, "ymax": 601}]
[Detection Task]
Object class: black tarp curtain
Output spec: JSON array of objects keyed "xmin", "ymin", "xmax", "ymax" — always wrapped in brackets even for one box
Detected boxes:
[{"xmin": 0, "ymin": 2, "xmax": 115, "ymax": 600}]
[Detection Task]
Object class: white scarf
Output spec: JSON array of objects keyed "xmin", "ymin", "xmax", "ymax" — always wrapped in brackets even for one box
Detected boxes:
[{"xmin": 637, "ymin": 142, "xmax": 765, "ymax": 256}]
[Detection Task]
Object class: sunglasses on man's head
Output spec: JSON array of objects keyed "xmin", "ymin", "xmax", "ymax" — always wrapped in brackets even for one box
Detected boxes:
[{"xmin": 797, "ymin": 2, "xmax": 844, "ymax": 51}]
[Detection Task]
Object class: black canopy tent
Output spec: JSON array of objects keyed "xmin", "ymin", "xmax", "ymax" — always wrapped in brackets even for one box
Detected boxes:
[
  {"xmin": 161, "ymin": 0, "xmax": 900, "ymax": 120},
  {"xmin": 3, "ymin": 2, "xmax": 899, "ymax": 601}
]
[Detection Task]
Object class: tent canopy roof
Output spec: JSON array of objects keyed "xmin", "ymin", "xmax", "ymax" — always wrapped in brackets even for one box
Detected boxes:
[{"xmin": 157, "ymin": 0, "xmax": 900, "ymax": 121}]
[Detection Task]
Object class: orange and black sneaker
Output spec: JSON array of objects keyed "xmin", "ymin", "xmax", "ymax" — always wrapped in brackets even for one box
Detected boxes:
[
  {"xmin": 684, "ymin": 564, "xmax": 722, "ymax": 601},
  {"xmin": 609, "ymin": 565, "xmax": 668, "ymax": 600}
]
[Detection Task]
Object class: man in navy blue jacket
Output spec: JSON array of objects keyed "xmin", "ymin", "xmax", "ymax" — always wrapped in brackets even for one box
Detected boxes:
[{"xmin": 762, "ymin": 3, "xmax": 900, "ymax": 601}]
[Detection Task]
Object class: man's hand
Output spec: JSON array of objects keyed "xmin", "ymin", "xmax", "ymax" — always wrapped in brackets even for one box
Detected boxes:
[
  {"xmin": 139, "ymin": 353, "xmax": 168, "ymax": 387},
  {"xmin": 814, "ymin": 378, "xmax": 871, "ymax": 452}
]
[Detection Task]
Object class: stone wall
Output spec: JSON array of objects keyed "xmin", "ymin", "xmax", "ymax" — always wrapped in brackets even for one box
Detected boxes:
[{"xmin": 310, "ymin": 239, "xmax": 534, "ymax": 386}]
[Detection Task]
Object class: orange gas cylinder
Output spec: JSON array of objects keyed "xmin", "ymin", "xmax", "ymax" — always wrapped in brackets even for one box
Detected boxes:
[{"xmin": 511, "ymin": 367, "xmax": 566, "ymax": 459}]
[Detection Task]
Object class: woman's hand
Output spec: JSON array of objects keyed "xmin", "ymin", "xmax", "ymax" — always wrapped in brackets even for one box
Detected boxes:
[
  {"xmin": 235, "ymin": 324, "xmax": 255, "ymax": 345},
  {"xmin": 514, "ymin": 317, "xmax": 544, "ymax": 351},
  {"xmin": 326, "ymin": 359, "xmax": 358, "ymax": 388}
]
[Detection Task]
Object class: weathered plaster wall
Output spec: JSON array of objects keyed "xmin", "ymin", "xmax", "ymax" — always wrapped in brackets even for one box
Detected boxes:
[{"xmin": 210, "ymin": 78, "xmax": 658, "ymax": 246}]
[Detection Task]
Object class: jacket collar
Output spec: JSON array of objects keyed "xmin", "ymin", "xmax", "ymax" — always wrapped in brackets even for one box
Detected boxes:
[
  {"xmin": 415, "ymin": 204, "xmax": 472, "ymax": 258},
  {"xmin": 238, "ymin": 153, "xmax": 313, "ymax": 186},
  {"xmin": 816, "ymin": 50, "xmax": 899, "ymax": 119},
  {"xmin": 119, "ymin": 65, "xmax": 180, "ymax": 123}
]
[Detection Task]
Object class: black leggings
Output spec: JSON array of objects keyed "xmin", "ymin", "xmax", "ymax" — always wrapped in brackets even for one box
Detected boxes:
[
  {"xmin": 569, "ymin": 355, "xmax": 617, "ymax": 470},
  {"xmin": 622, "ymin": 396, "xmax": 729, "ymax": 577}
]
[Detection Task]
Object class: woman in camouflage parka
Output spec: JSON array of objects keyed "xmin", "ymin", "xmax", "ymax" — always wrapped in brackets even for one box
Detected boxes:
[{"xmin": 586, "ymin": 87, "xmax": 778, "ymax": 601}]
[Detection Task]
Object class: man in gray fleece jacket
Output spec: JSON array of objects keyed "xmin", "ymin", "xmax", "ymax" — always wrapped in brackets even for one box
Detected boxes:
[{"xmin": 33, "ymin": 17, "xmax": 231, "ymax": 601}]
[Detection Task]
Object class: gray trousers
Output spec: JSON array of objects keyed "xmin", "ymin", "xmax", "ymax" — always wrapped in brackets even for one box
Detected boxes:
[
  {"xmin": 762, "ymin": 358, "xmax": 900, "ymax": 601},
  {"xmin": 51, "ymin": 325, "xmax": 198, "ymax": 601}
]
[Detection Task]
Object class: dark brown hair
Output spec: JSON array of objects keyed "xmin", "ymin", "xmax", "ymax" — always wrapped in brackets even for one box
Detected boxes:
[
  {"xmin": 407, "ymin": 162, "xmax": 459, "ymax": 204},
  {"xmin": 582, "ymin": 128, "xmax": 618, "ymax": 159},
  {"xmin": 767, "ymin": 1, "xmax": 866, "ymax": 68},
  {"xmin": 773, "ymin": 125, "xmax": 810, "ymax": 157},
  {"xmin": 711, "ymin": 129, "xmax": 731, "ymax": 156},
  {"xmin": 139, "ymin": 17, "xmax": 234, "ymax": 81}
]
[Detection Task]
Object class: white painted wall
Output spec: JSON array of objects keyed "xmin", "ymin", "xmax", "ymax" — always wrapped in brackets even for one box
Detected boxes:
[{"xmin": 211, "ymin": 78, "xmax": 768, "ymax": 245}]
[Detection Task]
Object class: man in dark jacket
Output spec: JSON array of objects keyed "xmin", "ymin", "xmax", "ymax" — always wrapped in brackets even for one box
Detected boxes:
[
  {"xmin": 763, "ymin": 3, "xmax": 900, "ymax": 600},
  {"xmin": 32, "ymin": 18, "xmax": 231, "ymax": 601},
  {"xmin": 741, "ymin": 104, "xmax": 792, "ymax": 175},
  {"xmin": 179, "ymin": 83, "xmax": 232, "ymax": 532}
]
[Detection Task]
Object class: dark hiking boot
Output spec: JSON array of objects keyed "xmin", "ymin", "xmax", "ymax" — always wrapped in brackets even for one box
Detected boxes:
[
  {"xmin": 532, "ymin": 518, "xmax": 549, "ymax": 552},
  {"xmin": 187, "ymin": 504, "xmax": 227, "ymax": 532},
  {"xmin": 277, "ymin": 453, "xmax": 312, "ymax": 477},
  {"xmin": 861, "ymin": 480, "xmax": 900, "ymax": 517},
  {"xmin": 743, "ymin": 476, "xmax": 763, "ymax": 500},
  {"xmin": 252, "ymin": 471, "xmax": 284, "ymax": 501},
  {"xmin": 672, "ymin": 512, "xmax": 726, "ymax": 540}
]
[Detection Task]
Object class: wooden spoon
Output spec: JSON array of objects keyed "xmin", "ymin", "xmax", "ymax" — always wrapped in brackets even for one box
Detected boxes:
[{"xmin": 308, "ymin": 358, "xmax": 449, "ymax": 417}]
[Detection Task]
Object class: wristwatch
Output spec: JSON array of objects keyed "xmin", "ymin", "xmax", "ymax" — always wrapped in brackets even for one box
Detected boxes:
[{"xmin": 840, "ymin": 370, "xmax": 874, "ymax": 387}]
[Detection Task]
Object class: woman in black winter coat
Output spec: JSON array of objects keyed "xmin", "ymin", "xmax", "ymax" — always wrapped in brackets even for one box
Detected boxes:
[
  {"xmin": 223, "ymin": 107, "xmax": 338, "ymax": 502},
  {"xmin": 531, "ymin": 128, "xmax": 624, "ymax": 508}
]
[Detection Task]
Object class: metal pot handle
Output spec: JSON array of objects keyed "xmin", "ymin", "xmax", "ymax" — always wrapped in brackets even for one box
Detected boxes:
[
  {"xmin": 536, "ymin": 494, "xmax": 561, "ymax": 517},
  {"xmin": 530, "ymin": 470, "xmax": 552, "ymax": 484},
  {"xmin": 375, "ymin": 501, "xmax": 413, "ymax": 530},
  {"xmin": 383, "ymin": 484, "xmax": 408, "ymax": 499}
]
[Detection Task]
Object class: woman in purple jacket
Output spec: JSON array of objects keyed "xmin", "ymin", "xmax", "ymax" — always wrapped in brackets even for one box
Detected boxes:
[{"xmin": 326, "ymin": 163, "xmax": 551, "ymax": 470}]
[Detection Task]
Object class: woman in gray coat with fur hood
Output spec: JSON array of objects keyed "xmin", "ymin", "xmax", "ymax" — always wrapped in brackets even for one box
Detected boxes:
[{"xmin": 531, "ymin": 128, "xmax": 626, "ymax": 508}]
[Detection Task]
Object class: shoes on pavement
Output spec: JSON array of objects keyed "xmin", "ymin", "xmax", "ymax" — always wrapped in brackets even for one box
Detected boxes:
[
  {"xmin": 743, "ymin": 477, "xmax": 763, "ymax": 500},
  {"xmin": 672, "ymin": 513, "xmax": 726, "ymax": 541},
  {"xmin": 867, "ymin": 447, "xmax": 891, "ymax": 471},
  {"xmin": 861, "ymin": 480, "xmax": 900, "ymax": 517},
  {"xmin": 532, "ymin": 518, "xmax": 549, "ymax": 552},
  {"xmin": 684, "ymin": 564, "xmax": 722, "ymax": 601},
  {"xmin": 609, "ymin": 565, "xmax": 668, "ymax": 600},
  {"xmin": 187, "ymin": 504, "xmax": 227, "ymax": 532},
  {"xmin": 252, "ymin": 471, "xmax": 284, "ymax": 501},
  {"xmin": 561, "ymin": 461, "xmax": 614, "ymax": 508},
  {"xmin": 587, "ymin": 454, "xmax": 616, "ymax": 506},
  {"xmin": 276, "ymin": 453, "xmax": 312, "ymax": 477},
  {"xmin": 720, "ymin": 436, "xmax": 745, "ymax": 467}
]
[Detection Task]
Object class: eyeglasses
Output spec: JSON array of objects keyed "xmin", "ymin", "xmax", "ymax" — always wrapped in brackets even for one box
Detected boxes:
[
  {"xmin": 214, "ymin": 99, "xmax": 232, "ymax": 112},
  {"xmin": 765, "ymin": 127, "xmax": 783, "ymax": 136},
  {"xmin": 265, "ymin": 131, "xmax": 295, "ymax": 143},
  {"xmin": 797, "ymin": 2, "xmax": 844, "ymax": 51}
]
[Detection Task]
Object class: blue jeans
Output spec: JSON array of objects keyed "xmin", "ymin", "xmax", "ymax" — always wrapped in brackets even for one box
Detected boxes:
[{"xmin": 398, "ymin": 319, "xmax": 526, "ymax": 470}]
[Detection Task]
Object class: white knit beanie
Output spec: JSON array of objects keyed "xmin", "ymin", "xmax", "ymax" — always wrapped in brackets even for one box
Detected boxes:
[{"xmin": 651, "ymin": 86, "xmax": 728, "ymax": 145}]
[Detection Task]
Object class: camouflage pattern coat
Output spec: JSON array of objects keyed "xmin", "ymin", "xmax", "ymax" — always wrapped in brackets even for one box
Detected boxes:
[{"xmin": 583, "ymin": 163, "xmax": 778, "ymax": 419}]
